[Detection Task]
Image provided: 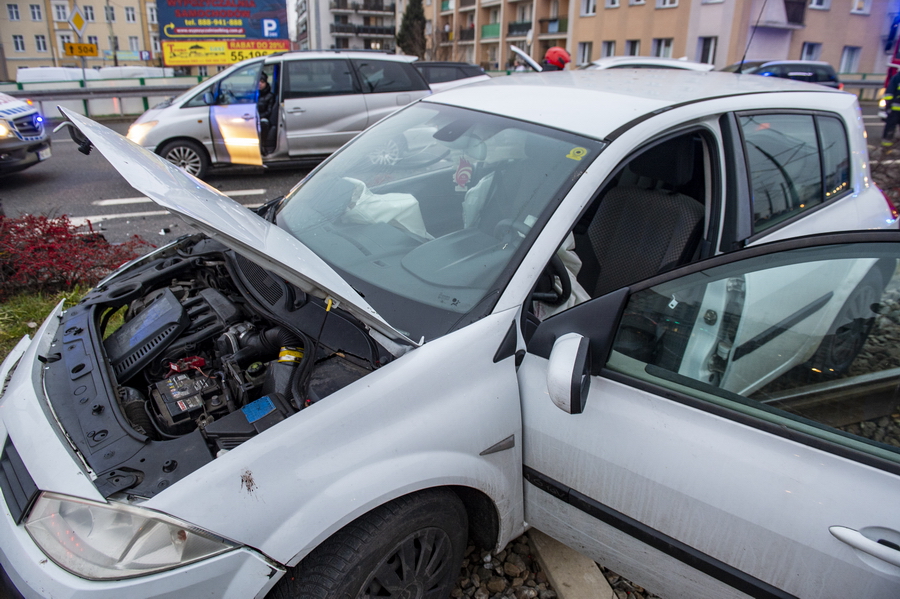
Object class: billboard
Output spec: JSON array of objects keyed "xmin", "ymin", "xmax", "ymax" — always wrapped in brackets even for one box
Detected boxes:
[
  {"xmin": 158, "ymin": 0, "xmax": 288, "ymax": 41},
  {"xmin": 162, "ymin": 40, "xmax": 290, "ymax": 66}
]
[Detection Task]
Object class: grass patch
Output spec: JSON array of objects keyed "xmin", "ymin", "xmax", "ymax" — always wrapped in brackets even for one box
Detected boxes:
[{"xmin": 0, "ymin": 289, "xmax": 86, "ymax": 361}]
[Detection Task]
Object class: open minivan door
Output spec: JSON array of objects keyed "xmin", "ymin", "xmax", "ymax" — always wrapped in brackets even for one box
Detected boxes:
[
  {"xmin": 519, "ymin": 231, "xmax": 900, "ymax": 599},
  {"xmin": 208, "ymin": 61, "xmax": 264, "ymax": 167}
]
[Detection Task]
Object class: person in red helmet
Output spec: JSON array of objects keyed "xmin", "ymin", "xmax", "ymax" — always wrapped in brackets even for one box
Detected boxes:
[{"xmin": 542, "ymin": 46, "xmax": 571, "ymax": 71}]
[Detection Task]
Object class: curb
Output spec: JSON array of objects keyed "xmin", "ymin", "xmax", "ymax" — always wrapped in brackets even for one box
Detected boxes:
[{"xmin": 528, "ymin": 529, "xmax": 614, "ymax": 599}]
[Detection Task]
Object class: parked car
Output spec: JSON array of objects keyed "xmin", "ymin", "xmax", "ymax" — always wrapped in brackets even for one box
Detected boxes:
[
  {"xmin": 413, "ymin": 61, "xmax": 490, "ymax": 93},
  {"xmin": 4, "ymin": 70, "xmax": 900, "ymax": 599},
  {"xmin": 0, "ymin": 92, "xmax": 50, "ymax": 175},
  {"xmin": 126, "ymin": 51, "xmax": 432, "ymax": 178},
  {"xmin": 722, "ymin": 59, "xmax": 844, "ymax": 89},
  {"xmin": 581, "ymin": 56, "xmax": 714, "ymax": 71}
]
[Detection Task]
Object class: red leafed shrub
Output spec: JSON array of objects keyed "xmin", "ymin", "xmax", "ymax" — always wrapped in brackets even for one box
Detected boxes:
[{"xmin": 0, "ymin": 215, "xmax": 152, "ymax": 300}]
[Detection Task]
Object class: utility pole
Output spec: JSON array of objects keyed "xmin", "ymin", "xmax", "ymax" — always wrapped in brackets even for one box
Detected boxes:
[{"xmin": 105, "ymin": 0, "xmax": 118, "ymax": 66}]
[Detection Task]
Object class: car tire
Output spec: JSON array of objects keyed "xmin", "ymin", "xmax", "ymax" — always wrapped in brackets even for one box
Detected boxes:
[
  {"xmin": 810, "ymin": 266, "xmax": 885, "ymax": 377},
  {"xmin": 270, "ymin": 488, "xmax": 468, "ymax": 599},
  {"xmin": 158, "ymin": 140, "xmax": 210, "ymax": 179}
]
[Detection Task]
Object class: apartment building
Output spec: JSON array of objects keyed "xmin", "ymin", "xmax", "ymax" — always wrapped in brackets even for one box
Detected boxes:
[
  {"xmin": 426, "ymin": 0, "xmax": 898, "ymax": 73},
  {"xmin": 297, "ymin": 0, "xmax": 399, "ymax": 52},
  {"xmin": 0, "ymin": 0, "xmax": 161, "ymax": 80}
]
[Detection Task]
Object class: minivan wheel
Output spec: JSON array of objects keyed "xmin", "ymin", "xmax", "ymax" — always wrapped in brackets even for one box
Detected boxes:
[
  {"xmin": 270, "ymin": 488, "xmax": 468, "ymax": 599},
  {"xmin": 158, "ymin": 140, "xmax": 209, "ymax": 178}
]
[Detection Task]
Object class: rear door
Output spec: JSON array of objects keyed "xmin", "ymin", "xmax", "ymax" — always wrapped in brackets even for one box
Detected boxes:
[
  {"xmin": 519, "ymin": 233, "xmax": 900, "ymax": 599},
  {"xmin": 350, "ymin": 58, "xmax": 431, "ymax": 127},
  {"xmin": 281, "ymin": 58, "xmax": 368, "ymax": 156}
]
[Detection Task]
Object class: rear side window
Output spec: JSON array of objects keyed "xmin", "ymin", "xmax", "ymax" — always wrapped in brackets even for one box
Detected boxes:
[
  {"xmin": 283, "ymin": 59, "xmax": 358, "ymax": 99},
  {"xmin": 740, "ymin": 112, "xmax": 850, "ymax": 234},
  {"xmin": 419, "ymin": 65, "xmax": 463, "ymax": 83},
  {"xmin": 352, "ymin": 59, "xmax": 429, "ymax": 93}
]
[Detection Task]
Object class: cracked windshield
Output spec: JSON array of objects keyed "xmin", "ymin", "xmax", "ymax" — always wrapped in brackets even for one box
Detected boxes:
[{"xmin": 276, "ymin": 102, "xmax": 602, "ymax": 340}]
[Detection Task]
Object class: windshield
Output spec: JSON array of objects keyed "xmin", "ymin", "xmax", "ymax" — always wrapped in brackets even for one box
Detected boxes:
[{"xmin": 276, "ymin": 102, "xmax": 602, "ymax": 341}]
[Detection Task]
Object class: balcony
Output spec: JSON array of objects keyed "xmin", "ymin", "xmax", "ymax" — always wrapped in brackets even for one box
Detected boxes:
[
  {"xmin": 507, "ymin": 21, "xmax": 531, "ymax": 37},
  {"xmin": 459, "ymin": 0, "xmax": 476, "ymax": 7},
  {"xmin": 441, "ymin": 0, "xmax": 453, "ymax": 12},
  {"xmin": 331, "ymin": 23, "xmax": 357, "ymax": 34},
  {"xmin": 330, "ymin": 0, "xmax": 353, "ymax": 11},
  {"xmin": 481, "ymin": 22, "xmax": 500, "ymax": 38},
  {"xmin": 358, "ymin": 25, "xmax": 395, "ymax": 36},
  {"xmin": 539, "ymin": 18, "xmax": 567, "ymax": 35},
  {"xmin": 354, "ymin": 1, "xmax": 396, "ymax": 13},
  {"xmin": 458, "ymin": 27, "xmax": 475, "ymax": 41}
]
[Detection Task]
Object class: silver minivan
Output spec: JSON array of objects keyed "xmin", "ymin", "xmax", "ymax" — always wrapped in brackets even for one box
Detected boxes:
[{"xmin": 126, "ymin": 51, "xmax": 431, "ymax": 178}]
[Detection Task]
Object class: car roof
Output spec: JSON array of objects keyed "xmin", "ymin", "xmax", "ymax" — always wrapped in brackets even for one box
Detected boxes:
[
  {"xmin": 585, "ymin": 56, "xmax": 713, "ymax": 71},
  {"xmin": 423, "ymin": 69, "xmax": 840, "ymax": 141},
  {"xmin": 415, "ymin": 61, "xmax": 482, "ymax": 68},
  {"xmin": 264, "ymin": 50, "xmax": 417, "ymax": 63}
]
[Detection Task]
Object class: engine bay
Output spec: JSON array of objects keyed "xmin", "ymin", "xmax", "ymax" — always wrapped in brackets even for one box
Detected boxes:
[{"xmin": 43, "ymin": 235, "xmax": 391, "ymax": 498}]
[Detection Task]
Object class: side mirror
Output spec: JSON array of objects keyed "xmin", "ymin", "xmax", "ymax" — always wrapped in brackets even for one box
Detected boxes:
[{"xmin": 547, "ymin": 333, "xmax": 591, "ymax": 414}]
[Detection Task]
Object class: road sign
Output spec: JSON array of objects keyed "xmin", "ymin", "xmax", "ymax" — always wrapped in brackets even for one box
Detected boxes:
[
  {"xmin": 65, "ymin": 42, "xmax": 98, "ymax": 57},
  {"xmin": 68, "ymin": 5, "xmax": 87, "ymax": 37}
]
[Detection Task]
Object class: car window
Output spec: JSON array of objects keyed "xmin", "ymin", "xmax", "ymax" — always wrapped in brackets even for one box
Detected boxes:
[
  {"xmin": 419, "ymin": 66, "xmax": 464, "ymax": 83},
  {"xmin": 283, "ymin": 59, "xmax": 357, "ymax": 99},
  {"xmin": 740, "ymin": 113, "xmax": 847, "ymax": 234},
  {"xmin": 213, "ymin": 62, "xmax": 263, "ymax": 105},
  {"xmin": 275, "ymin": 102, "xmax": 603, "ymax": 341},
  {"xmin": 352, "ymin": 59, "xmax": 429, "ymax": 93},
  {"xmin": 605, "ymin": 242, "xmax": 900, "ymax": 464}
]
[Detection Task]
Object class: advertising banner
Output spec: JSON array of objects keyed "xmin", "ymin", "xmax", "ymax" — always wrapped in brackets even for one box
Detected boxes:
[
  {"xmin": 162, "ymin": 40, "xmax": 290, "ymax": 66},
  {"xmin": 158, "ymin": 0, "xmax": 288, "ymax": 41}
]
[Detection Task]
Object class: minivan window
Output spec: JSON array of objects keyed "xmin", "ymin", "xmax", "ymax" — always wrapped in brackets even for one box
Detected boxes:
[
  {"xmin": 352, "ymin": 59, "xmax": 429, "ymax": 93},
  {"xmin": 283, "ymin": 59, "xmax": 357, "ymax": 99},
  {"xmin": 215, "ymin": 62, "xmax": 262, "ymax": 105}
]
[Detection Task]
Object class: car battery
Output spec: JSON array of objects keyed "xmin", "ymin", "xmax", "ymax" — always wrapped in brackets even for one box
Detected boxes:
[{"xmin": 152, "ymin": 372, "xmax": 222, "ymax": 430}]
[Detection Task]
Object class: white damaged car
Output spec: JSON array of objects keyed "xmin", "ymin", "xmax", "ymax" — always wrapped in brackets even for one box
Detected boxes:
[{"xmin": 2, "ymin": 70, "xmax": 900, "ymax": 599}]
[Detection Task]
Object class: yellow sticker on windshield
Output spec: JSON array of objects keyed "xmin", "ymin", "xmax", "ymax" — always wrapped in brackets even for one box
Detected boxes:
[{"xmin": 566, "ymin": 147, "xmax": 588, "ymax": 161}]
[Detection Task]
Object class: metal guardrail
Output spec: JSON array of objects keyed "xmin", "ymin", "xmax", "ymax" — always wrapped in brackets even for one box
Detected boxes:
[{"xmin": 5, "ymin": 85, "xmax": 193, "ymax": 101}]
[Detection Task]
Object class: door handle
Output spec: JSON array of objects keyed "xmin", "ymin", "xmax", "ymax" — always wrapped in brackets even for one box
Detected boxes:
[
  {"xmin": 288, "ymin": 107, "xmax": 306, "ymax": 114},
  {"xmin": 242, "ymin": 114, "xmax": 255, "ymax": 120},
  {"xmin": 829, "ymin": 526, "xmax": 900, "ymax": 567}
]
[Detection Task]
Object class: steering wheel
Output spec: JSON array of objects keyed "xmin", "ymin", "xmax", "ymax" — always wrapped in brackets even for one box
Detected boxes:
[
  {"xmin": 493, "ymin": 218, "xmax": 533, "ymax": 243},
  {"xmin": 531, "ymin": 253, "xmax": 572, "ymax": 306}
]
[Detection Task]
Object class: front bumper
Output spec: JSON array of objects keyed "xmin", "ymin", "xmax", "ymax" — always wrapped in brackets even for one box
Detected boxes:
[
  {"xmin": 0, "ymin": 308, "xmax": 284, "ymax": 598},
  {"xmin": 0, "ymin": 140, "xmax": 51, "ymax": 174}
]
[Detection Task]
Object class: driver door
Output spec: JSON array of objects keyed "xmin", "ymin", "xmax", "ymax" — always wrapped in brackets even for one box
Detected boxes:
[
  {"xmin": 518, "ymin": 232, "xmax": 900, "ymax": 599},
  {"xmin": 210, "ymin": 62, "xmax": 263, "ymax": 167}
]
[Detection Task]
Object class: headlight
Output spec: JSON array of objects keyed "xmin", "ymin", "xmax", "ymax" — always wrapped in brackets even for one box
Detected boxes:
[
  {"xmin": 25, "ymin": 492, "xmax": 237, "ymax": 580},
  {"xmin": 0, "ymin": 121, "xmax": 11, "ymax": 138},
  {"xmin": 126, "ymin": 120, "xmax": 158, "ymax": 145}
]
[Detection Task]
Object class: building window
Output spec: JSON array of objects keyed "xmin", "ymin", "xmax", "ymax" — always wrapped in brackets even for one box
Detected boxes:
[
  {"xmin": 652, "ymin": 37, "xmax": 672, "ymax": 57},
  {"xmin": 605, "ymin": 0, "xmax": 619, "ymax": 7},
  {"xmin": 151, "ymin": 34, "xmax": 159, "ymax": 53},
  {"xmin": 147, "ymin": 4, "xmax": 156, "ymax": 24},
  {"xmin": 52, "ymin": 2, "xmax": 66, "ymax": 21},
  {"xmin": 217, "ymin": 65, "xmax": 227, "ymax": 72},
  {"xmin": 88, "ymin": 35, "xmax": 98, "ymax": 46},
  {"xmin": 630, "ymin": 0, "xmax": 645, "ymax": 4},
  {"xmin": 29, "ymin": 3, "xmax": 40, "ymax": 20},
  {"xmin": 625, "ymin": 39, "xmax": 640, "ymax": 55},
  {"xmin": 698, "ymin": 36, "xmax": 716, "ymax": 64},
  {"xmin": 839, "ymin": 46, "xmax": 860, "ymax": 73},
  {"xmin": 34, "ymin": 34, "xmax": 46, "ymax": 51},
  {"xmin": 83, "ymin": 5, "xmax": 94, "ymax": 21},
  {"xmin": 801, "ymin": 41, "xmax": 822, "ymax": 61},
  {"xmin": 58, "ymin": 33, "xmax": 71, "ymax": 52},
  {"xmin": 104, "ymin": 4, "xmax": 114, "ymax": 22},
  {"xmin": 656, "ymin": 0, "xmax": 677, "ymax": 6},
  {"xmin": 109, "ymin": 35, "xmax": 119, "ymax": 51},
  {"xmin": 129, "ymin": 35, "xmax": 139, "ymax": 51},
  {"xmin": 12, "ymin": 34, "xmax": 24, "ymax": 51},
  {"xmin": 7, "ymin": 3, "xmax": 19, "ymax": 20},
  {"xmin": 198, "ymin": 66, "xmax": 208, "ymax": 77},
  {"xmin": 581, "ymin": 0, "xmax": 596, "ymax": 16},
  {"xmin": 602, "ymin": 40, "xmax": 615, "ymax": 57},
  {"xmin": 577, "ymin": 41, "xmax": 592, "ymax": 64},
  {"xmin": 850, "ymin": 0, "xmax": 870, "ymax": 14},
  {"xmin": 809, "ymin": 0, "xmax": 830, "ymax": 9},
  {"xmin": 125, "ymin": 6, "xmax": 134, "ymax": 22}
]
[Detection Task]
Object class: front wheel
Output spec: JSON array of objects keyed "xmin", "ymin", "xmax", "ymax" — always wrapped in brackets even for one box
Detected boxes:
[
  {"xmin": 270, "ymin": 488, "xmax": 468, "ymax": 599},
  {"xmin": 158, "ymin": 140, "xmax": 210, "ymax": 179}
]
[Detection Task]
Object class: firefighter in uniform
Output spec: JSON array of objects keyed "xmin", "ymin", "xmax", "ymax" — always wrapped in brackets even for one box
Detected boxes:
[{"xmin": 882, "ymin": 71, "xmax": 900, "ymax": 147}]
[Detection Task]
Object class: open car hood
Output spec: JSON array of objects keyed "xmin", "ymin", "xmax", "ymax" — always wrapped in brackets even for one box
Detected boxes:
[{"xmin": 60, "ymin": 108, "xmax": 416, "ymax": 349}]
